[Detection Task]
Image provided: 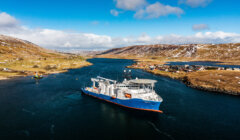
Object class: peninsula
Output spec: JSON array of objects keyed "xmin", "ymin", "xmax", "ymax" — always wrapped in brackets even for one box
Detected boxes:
[{"xmin": 0, "ymin": 35, "xmax": 91, "ymax": 80}]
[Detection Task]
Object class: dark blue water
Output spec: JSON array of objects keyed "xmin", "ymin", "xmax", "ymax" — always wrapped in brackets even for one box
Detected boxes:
[
  {"xmin": 167, "ymin": 61, "xmax": 240, "ymax": 68},
  {"xmin": 0, "ymin": 58, "xmax": 240, "ymax": 140}
]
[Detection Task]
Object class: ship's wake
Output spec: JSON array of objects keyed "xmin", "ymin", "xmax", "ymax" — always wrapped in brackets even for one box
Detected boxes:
[{"xmin": 148, "ymin": 121, "xmax": 175, "ymax": 140}]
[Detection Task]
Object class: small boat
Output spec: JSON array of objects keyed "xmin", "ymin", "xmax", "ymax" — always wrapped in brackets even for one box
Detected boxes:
[
  {"xmin": 81, "ymin": 76, "xmax": 163, "ymax": 113},
  {"xmin": 33, "ymin": 75, "xmax": 43, "ymax": 79}
]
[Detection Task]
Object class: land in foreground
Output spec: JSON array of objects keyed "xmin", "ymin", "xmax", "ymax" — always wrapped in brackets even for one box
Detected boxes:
[{"xmin": 0, "ymin": 35, "xmax": 91, "ymax": 80}]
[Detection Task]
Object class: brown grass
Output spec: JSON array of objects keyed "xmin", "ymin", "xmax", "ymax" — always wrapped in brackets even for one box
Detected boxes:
[
  {"xmin": 187, "ymin": 70, "xmax": 240, "ymax": 94},
  {"xmin": 0, "ymin": 35, "xmax": 92, "ymax": 80}
]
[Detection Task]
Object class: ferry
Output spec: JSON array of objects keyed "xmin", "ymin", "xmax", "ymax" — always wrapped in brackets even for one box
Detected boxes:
[{"xmin": 81, "ymin": 73, "xmax": 163, "ymax": 113}]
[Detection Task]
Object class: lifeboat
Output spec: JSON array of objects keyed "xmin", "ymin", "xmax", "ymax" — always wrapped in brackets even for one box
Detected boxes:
[{"xmin": 124, "ymin": 93, "xmax": 132, "ymax": 98}]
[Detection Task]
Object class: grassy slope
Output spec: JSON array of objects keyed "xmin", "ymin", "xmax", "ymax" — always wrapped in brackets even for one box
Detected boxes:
[
  {"xmin": 187, "ymin": 70, "xmax": 240, "ymax": 95},
  {"xmin": 0, "ymin": 35, "xmax": 91, "ymax": 80}
]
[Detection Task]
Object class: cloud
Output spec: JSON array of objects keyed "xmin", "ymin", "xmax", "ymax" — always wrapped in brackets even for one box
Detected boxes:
[
  {"xmin": 192, "ymin": 24, "xmax": 209, "ymax": 31},
  {"xmin": 0, "ymin": 12, "xmax": 240, "ymax": 51},
  {"xmin": 112, "ymin": 0, "xmax": 184, "ymax": 19},
  {"xmin": 155, "ymin": 31, "xmax": 240, "ymax": 44},
  {"xmin": 0, "ymin": 12, "xmax": 18, "ymax": 27},
  {"xmin": 110, "ymin": 9, "xmax": 119, "ymax": 16},
  {"xmin": 134, "ymin": 2, "xmax": 184, "ymax": 19},
  {"xmin": 0, "ymin": 12, "xmax": 21, "ymax": 33},
  {"xmin": 115, "ymin": 0, "xmax": 147, "ymax": 11},
  {"xmin": 7, "ymin": 28, "xmax": 114, "ymax": 49},
  {"xmin": 180, "ymin": 0, "xmax": 212, "ymax": 8}
]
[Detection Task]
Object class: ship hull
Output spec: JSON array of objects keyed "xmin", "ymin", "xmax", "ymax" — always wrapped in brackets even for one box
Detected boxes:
[{"xmin": 81, "ymin": 88, "xmax": 163, "ymax": 113}]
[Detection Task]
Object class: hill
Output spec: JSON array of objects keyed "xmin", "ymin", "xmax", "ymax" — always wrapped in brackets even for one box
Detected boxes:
[
  {"xmin": 0, "ymin": 35, "xmax": 91, "ymax": 80},
  {"xmin": 97, "ymin": 43, "xmax": 240, "ymax": 63}
]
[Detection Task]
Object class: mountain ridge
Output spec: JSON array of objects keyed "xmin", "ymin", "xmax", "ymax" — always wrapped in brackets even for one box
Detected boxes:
[{"xmin": 97, "ymin": 43, "xmax": 240, "ymax": 61}]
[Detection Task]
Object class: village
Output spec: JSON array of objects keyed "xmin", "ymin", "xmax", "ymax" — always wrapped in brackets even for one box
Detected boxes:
[{"xmin": 130, "ymin": 62, "xmax": 240, "ymax": 73}]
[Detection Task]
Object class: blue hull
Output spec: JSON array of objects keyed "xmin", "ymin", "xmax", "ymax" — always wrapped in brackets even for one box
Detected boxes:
[{"xmin": 81, "ymin": 88, "xmax": 162, "ymax": 113}]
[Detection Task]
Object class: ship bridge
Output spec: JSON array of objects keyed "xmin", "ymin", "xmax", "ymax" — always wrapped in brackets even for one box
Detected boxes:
[
  {"xmin": 128, "ymin": 79, "xmax": 157, "ymax": 84},
  {"xmin": 127, "ymin": 79, "xmax": 157, "ymax": 92}
]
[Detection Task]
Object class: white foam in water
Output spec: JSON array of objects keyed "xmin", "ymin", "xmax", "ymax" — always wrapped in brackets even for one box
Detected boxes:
[
  {"xmin": 50, "ymin": 124, "xmax": 55, "ymax": 134},
  {"xmin": 18, "ymin": 130, "xmax": 30, "ymax": 137},
  {"xmin": 148, "ymin": 121, "xmax": 175, "ymax": 140},
  {"xmin": 22, "ymin": 108, "xmax": 35, "ymax": 115}
]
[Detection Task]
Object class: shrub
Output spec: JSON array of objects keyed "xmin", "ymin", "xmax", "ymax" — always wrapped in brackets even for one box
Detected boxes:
[
  {"xmin": 44, "ymin": 65, "xmax": 57, "ymax": 70},
  {"xmin": 33, "ymin": 65, "xmax": 39, "ymax": 68},
  {"xmin": 19, "ymin": 57, "xmax": 24, "ymax": 61}
]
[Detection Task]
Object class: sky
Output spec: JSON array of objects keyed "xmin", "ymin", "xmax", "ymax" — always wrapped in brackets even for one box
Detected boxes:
[{"xmin": 0, "ymin": 0, "xmax": 240, "ymax": 51}]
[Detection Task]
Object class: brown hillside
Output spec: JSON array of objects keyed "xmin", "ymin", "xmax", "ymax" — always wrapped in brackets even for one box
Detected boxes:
[
  {"xmin": 0, "ymin": 35, "xmax": 90, "ymax": 80},
  {"xmin": 97, "ymin": 43, "xmax": 240, "ymax": 61},
  {"xmin": 0, "ymin": 35, "xmax": 63, "ymax": 59}
]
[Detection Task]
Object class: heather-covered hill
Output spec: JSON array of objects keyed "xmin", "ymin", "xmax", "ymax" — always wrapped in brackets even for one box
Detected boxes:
[{"xmin": 97, "ymin": 43, "xmax": 240, "ymax": 61}]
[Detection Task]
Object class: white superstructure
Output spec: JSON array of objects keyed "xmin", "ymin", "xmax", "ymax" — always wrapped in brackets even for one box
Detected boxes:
[{"xmin": 87, "ymin": 76, "xmax": 163, "ymax": 102}]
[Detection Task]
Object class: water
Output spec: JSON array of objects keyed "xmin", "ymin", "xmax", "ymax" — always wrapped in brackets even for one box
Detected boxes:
[
  {"xmin": 0, "ymin": 58, "xmax": 240, "ymax": 140},
  {"xmin": 167, "ymin": 61, "xmax": 240, "ymax": 68}
]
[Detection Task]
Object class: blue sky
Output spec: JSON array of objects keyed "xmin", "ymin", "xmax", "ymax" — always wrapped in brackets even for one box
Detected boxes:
[{"xmin": 0, "ymin": 0, "xmax": 240, "ymax": 50}]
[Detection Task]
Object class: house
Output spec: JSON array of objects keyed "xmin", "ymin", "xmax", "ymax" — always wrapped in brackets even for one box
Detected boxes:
[
  {"xmin": 3, "ymin": 68, "xmax": 12, "ymax": 72},
  {"xmin": 218, "ymin": 67, "xmax": 224, "ymax": 70},
  {"xmin": 184, "ymin": 65, "xmax": 189, "ymax": 68},
  {"xmin": 198, "ymin": 66, "xmax": 205, "ymax": 71},
  {"xmin": 234, "ymin": 68, "xmax": 240, "ymax": 71},
  {"xmin": 149, "ymin": 65, "xmax": 155, "ymax": 70}
]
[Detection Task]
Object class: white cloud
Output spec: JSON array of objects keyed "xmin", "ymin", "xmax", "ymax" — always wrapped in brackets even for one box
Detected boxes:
[
  {"xmin": 7, "ymin": 28, "xmax": 114, "ymax": 49},
  {"xmin": 0, "ymin": 12, "xmax": 240, "ymax": 51},
  {"xmin": 0, "ymin": 12, "xmax": 18, "ymax": 28},
  {"xmin": 110, "ymin": 9, "xmax": 119, "ymax": 16},
  {"xmin": 137, "ymin": 33, "xmax": 152, "ymax": 43},
  {"xmin": 134, "ymin": 2, "xmax": 184, "ymax": 19},
  {"xmin": 192, "ymin": 24, "xmax": 209, "ymax": 31},
  {"xmin": 113, "ymin": 0, "xmax": 184, "ymax": 19},
  {"xmin": 180, "ymin": 0, "xmax": 212, "ymax": 8},
  {"xmin": 115, "ymin": 0, "xmax": 147, "ymax": 11}
]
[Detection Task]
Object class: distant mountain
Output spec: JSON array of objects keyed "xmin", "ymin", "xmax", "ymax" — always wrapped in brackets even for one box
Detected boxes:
[
  {"xmin": 59, "ymin": 50, "xmax": 104, "ymax": 56},
  {"xmin": 97, "ymin": 43, "xmax": 240, "ymax": 61}
]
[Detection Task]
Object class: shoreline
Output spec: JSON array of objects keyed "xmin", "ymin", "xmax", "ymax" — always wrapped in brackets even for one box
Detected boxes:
[{"xmin": 95, "ymin": 56, "xmax": 240, "ymax": 96}]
